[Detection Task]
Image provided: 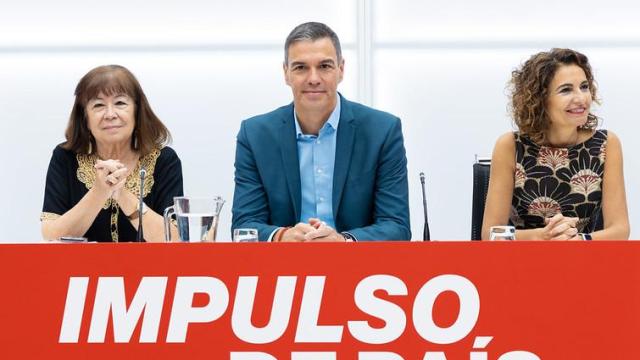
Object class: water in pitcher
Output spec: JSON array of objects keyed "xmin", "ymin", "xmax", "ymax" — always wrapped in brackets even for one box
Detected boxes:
[{"xmin": 176, "ymin": 213, "xmax": 216, "ymax": 242}]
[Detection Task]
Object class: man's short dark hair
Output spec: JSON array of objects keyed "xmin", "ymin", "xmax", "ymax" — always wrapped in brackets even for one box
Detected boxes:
[{"xmin": 284, "ymin": 22, "xmax": 342, "ymax": 65}]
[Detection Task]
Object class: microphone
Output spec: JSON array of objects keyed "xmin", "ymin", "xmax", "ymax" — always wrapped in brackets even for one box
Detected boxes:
[
  {"xmin": 420, "ymin": 172, "xmax": 430, "ymax": 241},
  {"xmin": 136, "ymin": 167, "xmax": 146, "ymax": 242}
]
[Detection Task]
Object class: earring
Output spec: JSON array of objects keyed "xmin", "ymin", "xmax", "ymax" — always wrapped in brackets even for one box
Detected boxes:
[
  {"xmin": 88, "ymin": 138, "xmax": 93, "ymax": 154},
  {"xmin": 133, "ymin": 133, "xmax": 138, "ymax": 150}
]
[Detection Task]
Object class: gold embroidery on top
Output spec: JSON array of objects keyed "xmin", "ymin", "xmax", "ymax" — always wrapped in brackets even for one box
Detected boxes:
[
  {"xmin": 40, "ymin": 212, "xmax": 61, "ymax": 221},
  {"xmin": 111, "ymin": 203, "xmax": 119, "ymax": 242},
  {"xmin": 76, "ymin": 149, "xmax": 160, "ymax": 208},
  {"xmin": 76, "ymin": 149, "xmax": 161, "ymax": 241}
]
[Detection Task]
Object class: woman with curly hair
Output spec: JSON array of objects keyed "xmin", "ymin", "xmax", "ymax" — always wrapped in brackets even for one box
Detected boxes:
[{"xmin": 482, "ymin": 48, "xmax": 629, "ymax": 240}]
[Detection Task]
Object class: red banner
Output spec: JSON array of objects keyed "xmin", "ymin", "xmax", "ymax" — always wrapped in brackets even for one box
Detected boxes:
[{"xmin": 0, "ymin": 242, "xmax": 638, "ymax": 359}]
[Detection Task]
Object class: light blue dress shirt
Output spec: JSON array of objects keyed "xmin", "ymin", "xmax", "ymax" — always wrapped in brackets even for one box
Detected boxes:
[{"xmin": 294, "ymin": 97, "xmax": 340, "ymax": 229}]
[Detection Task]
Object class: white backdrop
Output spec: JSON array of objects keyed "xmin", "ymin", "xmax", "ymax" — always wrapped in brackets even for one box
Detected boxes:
[{"xmin": 1, "ymin": 0, "xmax": 638, "ymax": 242}]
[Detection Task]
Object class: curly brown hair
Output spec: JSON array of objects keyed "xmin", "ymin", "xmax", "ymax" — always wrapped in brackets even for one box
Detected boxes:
[
  {"xmin": 509, "ymin": 48, "xmax": 600, "ymax": 144},
  {"xmin": 63, "ymin": 65, "xmax": 171, "ymax": 156}
]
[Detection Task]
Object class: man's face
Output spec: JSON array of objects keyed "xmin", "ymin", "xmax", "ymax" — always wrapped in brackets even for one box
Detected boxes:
[{"xmin": 284, "ymin": 37, "xmax": 344, "ymax": 115}]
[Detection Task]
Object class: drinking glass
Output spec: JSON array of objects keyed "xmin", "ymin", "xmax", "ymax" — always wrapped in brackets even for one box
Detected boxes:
[
  {"xmin": 233, "ymin": 228, "xmax": 259, "ymax": 242},
  {"xmin": 489, "ymin": 226, "xmax": 516, "ymax": 241}
]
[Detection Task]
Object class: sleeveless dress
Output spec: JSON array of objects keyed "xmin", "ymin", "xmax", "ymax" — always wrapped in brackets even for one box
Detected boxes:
[{"xmin": 510, "ymin": 130, "xmax": 607, "ymax": 233}]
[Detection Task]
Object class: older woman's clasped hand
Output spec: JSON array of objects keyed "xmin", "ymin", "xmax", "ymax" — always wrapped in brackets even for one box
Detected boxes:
[
  {"xmin": 94, "ymin": 159, "xmax": 129, "ymax": 200},
  {"xmin": 541, "ymin": 213, "xmax": 580, "ymax": 240}
]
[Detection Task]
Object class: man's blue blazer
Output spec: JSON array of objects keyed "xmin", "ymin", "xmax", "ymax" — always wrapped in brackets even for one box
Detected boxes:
[{"xmin": 232, "ymin": 95, "xmax": 411, "ymax": 241}]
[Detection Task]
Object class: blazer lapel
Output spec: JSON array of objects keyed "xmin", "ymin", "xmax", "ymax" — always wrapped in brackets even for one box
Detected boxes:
[
  {"xmin": 279, "ymin": 104, "xmax": 301, "ymax": 221},
  {"xmin": 332, "ymin": 96, "xmax": 356, "ymax": 219}
]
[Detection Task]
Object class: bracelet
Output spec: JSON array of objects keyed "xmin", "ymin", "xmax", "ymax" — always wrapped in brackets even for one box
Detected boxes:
[
  {"xmin": 273, "ymin": 227, "xmax": 291, "ymax": 242},
  {"xmin": 127, "ymin": 203, "xmax": 149, "ymax": 220},
  {"xmin": 578, "ymin": 233, "xmax": 593, "ymax": 241},
  {"xmin": 341, "ymin": 232, "xmax": 357, "ymax": 242}
]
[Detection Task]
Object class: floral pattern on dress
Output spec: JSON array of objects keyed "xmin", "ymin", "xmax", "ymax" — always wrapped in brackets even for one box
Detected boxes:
[
  {"xmin": 538, "ymin": 147, "xmax": 569, "ymax": 171},
  {"xmin": 598, "ymin": 142, "xmax": 606, "ymax": 163},
  {"xmin": 514, "ymin": 163, "xmax": 526, "ymax": 188},
  {"xmin": 510, "ymin": 130, "xmax": 606, "ymax": 232},
  {"xmin": 528, "ymin": 196, "xmax": 561, "ymax": 218},
  {"xmin": 570, "ymin": 169, "xmax": 601, "ymax": 196}
]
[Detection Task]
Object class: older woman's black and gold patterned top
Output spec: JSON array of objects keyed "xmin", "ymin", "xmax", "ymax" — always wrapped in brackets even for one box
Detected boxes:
[
  {"xmin": 511, "ymin": 130, "xmax": 606, "ymax": 233},
  {"xmin": 40, "ymin": 145, "xmax": 183, "ymax": 242}
]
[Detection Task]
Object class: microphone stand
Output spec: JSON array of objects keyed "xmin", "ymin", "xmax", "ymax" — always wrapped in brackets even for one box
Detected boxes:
[
  {"xmin": 420, "ymin": 172, "xmax": 430, "ymax": 241},
  {"xmin": 136, "ymin": 168, "xmax": 146, "ymax": 242}
]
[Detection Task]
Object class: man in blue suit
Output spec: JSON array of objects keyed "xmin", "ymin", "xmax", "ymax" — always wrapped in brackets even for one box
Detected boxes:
[{"xmin": 232, "ymin": 22, "xmax": 410, "ymax": 242}]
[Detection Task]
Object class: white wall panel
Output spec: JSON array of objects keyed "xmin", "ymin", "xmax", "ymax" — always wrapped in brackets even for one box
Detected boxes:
[
  {"xmin": 0, "ymin": 0, "xmax": 357, "ymax": 47},
  {"xmin": 373, "ymin": 0, "xmax": 640, "ymax": 44},
  {"xmin": 374, "ymin": 49, "xmax": 523, "ymax": 240}
]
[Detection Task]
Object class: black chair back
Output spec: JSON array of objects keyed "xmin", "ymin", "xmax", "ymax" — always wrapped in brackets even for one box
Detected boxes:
[{"xmin": 471, "ymin": 159, "xmax": 491, "ymax": 240}]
